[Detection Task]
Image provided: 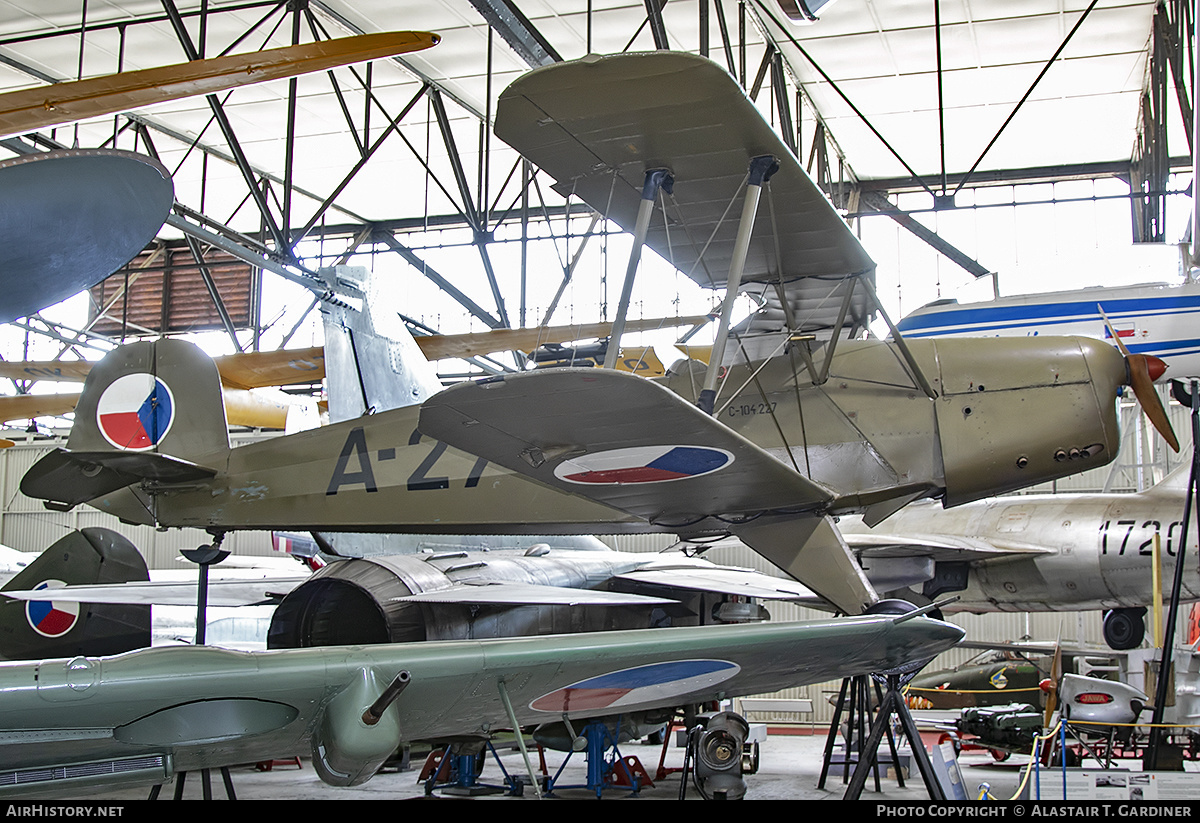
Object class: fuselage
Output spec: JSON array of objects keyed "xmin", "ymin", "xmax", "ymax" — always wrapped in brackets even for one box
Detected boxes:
[
  {"xmin": 75, "ymin": 335, "xmax": 1126, "ymax": 533},
  {"xmin": 897, "ymin": 281, "xmax": 1200, "ymax": 381}
]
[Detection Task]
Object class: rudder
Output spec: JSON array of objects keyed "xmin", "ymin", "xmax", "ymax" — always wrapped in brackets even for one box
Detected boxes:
[
  {"xmin": 21, "ymin": 339, "xmax": 228, "ymax": 509},
  {"xmin": 0, "ymin": 528, "xmax": 151, "ymax": 659}
]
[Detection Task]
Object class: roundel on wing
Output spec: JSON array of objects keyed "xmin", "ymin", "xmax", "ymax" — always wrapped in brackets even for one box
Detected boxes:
[
  {"xmin": 530, "ymin": 659, "xmax": 740, "ymax": 713},
  {"xmin": 96, "ymin": 372, "xmax": 175, "ymax": 450},
  {"xmin": 26, "ymin": 580, "xmax": 79, "ymax": 638},
  {"xmin": 553, "ymin": 445, "xmax": 733, "ymax": 485}
]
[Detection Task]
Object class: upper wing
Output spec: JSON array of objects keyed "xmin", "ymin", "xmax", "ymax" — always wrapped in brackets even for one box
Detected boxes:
[
  {"xmin": 419, "ymin": 368, "xmax": 833, "ymax": 525},
  {"xmin": 495, "ymin": 52, "xmax": 874, "ymax": 335}
]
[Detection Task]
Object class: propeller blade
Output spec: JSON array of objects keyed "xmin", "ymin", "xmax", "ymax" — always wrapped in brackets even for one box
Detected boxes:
[
  {"xmin": 1128, "ymin": 354, "xmax": 1180, "ymax": 452},
  {"xmin": 1043, "ymin": 641, "xmax": 1063, "ymax": 727},
  {"xmin": 1098, "ymin": 305, "xmax": 1179, "ymax": 453}
]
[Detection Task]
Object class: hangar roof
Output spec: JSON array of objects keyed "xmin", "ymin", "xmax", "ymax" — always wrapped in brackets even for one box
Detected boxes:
[{"xmin": 0, "ymin": 0, "xmax": 1165, "ymax": 225}]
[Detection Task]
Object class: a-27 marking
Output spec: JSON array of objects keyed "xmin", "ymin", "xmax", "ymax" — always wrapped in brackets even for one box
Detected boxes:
[{"xmin": 327, "ymin": 426, "xmax": 488, "ymax": 495}]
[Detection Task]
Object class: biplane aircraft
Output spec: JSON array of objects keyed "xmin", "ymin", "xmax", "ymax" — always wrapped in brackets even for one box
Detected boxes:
[{"xmin": 18, "ymin": 52, "xmax": 1177, "ymax": 618}]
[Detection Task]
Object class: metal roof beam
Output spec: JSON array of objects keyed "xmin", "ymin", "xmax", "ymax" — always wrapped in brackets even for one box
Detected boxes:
[
  {"xmin": 858, "ymin": 191, "xmax": 990, "ymax": 280},
  {"xmin": 466, "ymin": 0, "xmax": 561, "ymax": 67}
]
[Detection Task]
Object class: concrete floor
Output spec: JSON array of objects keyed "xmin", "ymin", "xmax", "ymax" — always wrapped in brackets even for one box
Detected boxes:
[{"xmin": 78, "ymin": 729, "xmax": 1031, "ymax": 801}]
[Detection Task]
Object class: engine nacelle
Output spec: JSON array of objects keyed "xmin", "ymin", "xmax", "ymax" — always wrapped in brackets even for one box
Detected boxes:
[{"xmin": 268, "ymin": 553, "xmax": 670, "ymax": 649}]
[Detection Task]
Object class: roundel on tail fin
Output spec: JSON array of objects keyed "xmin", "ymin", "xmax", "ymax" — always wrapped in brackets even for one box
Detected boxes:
[
  {"xmin": 25, "ymin": 580, "xmax": 80, "ymax": 638},
  {"xmin": 96, "ymin": 373, "xmax": 176, "ymax": 450}
]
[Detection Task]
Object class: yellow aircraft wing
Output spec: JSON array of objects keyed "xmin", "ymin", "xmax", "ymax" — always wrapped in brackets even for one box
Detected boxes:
[
  {"xmin": 0, "ymin": 388, "xmax": 292, "ymax": 429},
  {"xmin": 411, "ymin": 315, "xmax": 709, "ymax": 361},
  {"xmin": 0, "ymin": 347, "xmax": 326, "ymax": 391},
  {"xmin": 0, "ymin": 32, "xmax": 439, "ymax": 140}
]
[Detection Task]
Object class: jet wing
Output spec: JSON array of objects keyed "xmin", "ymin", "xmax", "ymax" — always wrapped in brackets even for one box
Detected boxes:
[
  {"xmin": 843, "ymin": 533, "xmax": 1053, "ymax": 562},
  {"xmin": 0, "ymin": 576, "xmax": 308, "ymax": 607},
  {"xmin": 392, "ymin": 582, "xmax": 675, "ymax": 607},
  {"xmin": 418, "ymin": 368, "xmax": 834, "ymax": 526},
  {"xmin": 615, "ymin": 557, "xmax": 816, "ymax": 601},
  {"xmin": 495, "ymin": 51, "xmax": 875, "ymax": 335}
]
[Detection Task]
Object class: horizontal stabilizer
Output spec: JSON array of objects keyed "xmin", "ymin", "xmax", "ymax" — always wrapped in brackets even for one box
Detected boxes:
[
  {"xmin": 418, "ymin": 368, "xmax": 833, "ymax": 528},
  {"xmin": 20, "ymin": 448, "xmax": 217, "ymax": 508},
  {"xmin": 392, "ymin": 582, "xmax": 675, "ymax": 607}
]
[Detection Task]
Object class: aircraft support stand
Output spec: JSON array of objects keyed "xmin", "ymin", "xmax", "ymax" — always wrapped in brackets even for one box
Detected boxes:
[
  {"xmin": 819, "ymin": 674, "xmax": 901, "ymax": 791},
  {"xmin": 844, "ymin": 673, "xmax": 945, "ymax": 800},
  {"xmin": 544, "ymin": 719, "xmax": 644, "ymax": 799}
]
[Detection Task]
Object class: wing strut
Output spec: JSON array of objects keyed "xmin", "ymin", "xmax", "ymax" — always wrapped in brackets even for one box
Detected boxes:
[
  {"xmin": 497, "ymin": 678, "xmax": 544, "ymax": 799},
  {"xmin": 698, "ymin": 155, "xmax": 779, "ymax": 414},
  {"xmin": 603, "ymin": 168, "xmax": 674, "ymax": 369}
]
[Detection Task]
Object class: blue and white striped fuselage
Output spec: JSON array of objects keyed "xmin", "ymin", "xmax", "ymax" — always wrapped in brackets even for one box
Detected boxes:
[{"xmin": 896, "ymin": 282, "xmax": 1200, "ymax": 381}]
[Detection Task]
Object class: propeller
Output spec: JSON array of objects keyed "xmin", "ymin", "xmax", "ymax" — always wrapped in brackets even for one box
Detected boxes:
[
  {"xmin": 1040, "ymin": 641, "xmax": 1064, "ymax": 727},
  {"xmin": 1098, "ymin": 305, "xmax": 1180, "ymax": 452}
]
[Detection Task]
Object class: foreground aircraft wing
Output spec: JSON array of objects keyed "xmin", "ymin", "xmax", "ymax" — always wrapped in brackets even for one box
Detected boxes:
[
  {"xmin": 393, "ymin": 582, "xmax": 676, "ymax": 607},
  {"xmin": 0, "ymin": 612, "xmax": 962, "ymax": 795},
  {"xmin": 495, "ymin": 51, "xmax": 875, "ymax": 335}
]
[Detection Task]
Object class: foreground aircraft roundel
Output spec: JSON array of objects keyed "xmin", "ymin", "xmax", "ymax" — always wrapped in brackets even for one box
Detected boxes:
[
  {"xmin": 530, "ymin": 659, "xmax": 740, "ymax": 712},
  {"xmin": 96, "ymin": 373, "xmax": 175, "ymax": 450},
  {"xmin": 553, "ymin": 446, "xmax": 733, "ymax": 484},
  {"xmin": 25, "ymin": 581, "xmax": 80, "ymax": 638}
]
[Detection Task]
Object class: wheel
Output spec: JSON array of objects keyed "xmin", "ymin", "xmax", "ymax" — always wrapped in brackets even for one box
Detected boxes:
[
  {"xmin": 989, "ymin": 749, "xmax": 1011, "ymax": 762},
  {"xmin": 742, "ymin": 741, "xmax": 760, "ymax": 774},
  {"xmin": 1103, "ymin": 608, "xmax": 1146, "ymax": 650}
]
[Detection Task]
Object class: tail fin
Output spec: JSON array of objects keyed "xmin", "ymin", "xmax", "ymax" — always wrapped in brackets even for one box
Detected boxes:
[
  {"xmin": 20, "ymin": 339, "xmax": 227, "ymax": 509},
  {"xmin": 0, "ymin": 528, "xmax": 150, "ymax": 659},
  {"xmin": 320, "ymin": 265, "xmax": 442, "ymax": 422},
  {"xmin": 1146, "ymin": 464, "xmax": 1192, "ymax": 496}
]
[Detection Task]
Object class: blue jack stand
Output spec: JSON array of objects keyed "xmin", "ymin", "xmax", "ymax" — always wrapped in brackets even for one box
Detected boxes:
[
  {"xmin": 421, "ymin": 742, "xmax": 525, "ymax": 797},
  {"xmin": 544, "ymin": 719, "xmax": 651, "ymax": 799}
]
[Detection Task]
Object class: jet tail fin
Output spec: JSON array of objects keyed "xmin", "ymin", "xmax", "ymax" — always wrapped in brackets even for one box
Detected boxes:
[
  {"xmin": 0, "ymin": 528, "xmax": 150, "ymax": 659},
  {"xmin": 20, "ymin": 339, "xmax": 227, "ymax": 508},
  {"xmin": 320, "ymin": 265, "xmax": 443, "ymax": 422}
]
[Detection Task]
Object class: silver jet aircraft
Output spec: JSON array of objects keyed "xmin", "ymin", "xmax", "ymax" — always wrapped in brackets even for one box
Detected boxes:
[{"xmin": 838, "ymin": 466, "xmax": 1197, "ymax": 649}]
